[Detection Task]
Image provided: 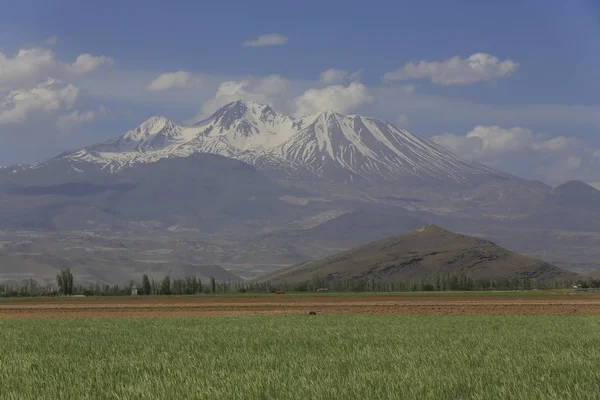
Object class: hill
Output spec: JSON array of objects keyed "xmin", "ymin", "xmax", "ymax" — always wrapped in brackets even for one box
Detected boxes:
[{"xmin": 257, "ymin": 225, "xmax": 577, "ymax": 284}]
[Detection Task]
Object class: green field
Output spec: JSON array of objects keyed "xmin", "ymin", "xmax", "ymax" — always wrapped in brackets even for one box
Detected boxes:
[{"xmin": 2, "ymin": 315, "xmax": 600, "ymax": 399}]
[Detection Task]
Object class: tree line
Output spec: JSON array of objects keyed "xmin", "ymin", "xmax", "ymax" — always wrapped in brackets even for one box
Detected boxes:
[{"xmin": 0, "ymin": 269, "xmax": 587, "ymax": 297}]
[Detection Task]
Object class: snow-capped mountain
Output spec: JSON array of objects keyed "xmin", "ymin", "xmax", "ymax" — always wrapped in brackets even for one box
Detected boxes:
[{"xmin": 55, "ymin": 100, "xmax": 502, "ymax": 184}]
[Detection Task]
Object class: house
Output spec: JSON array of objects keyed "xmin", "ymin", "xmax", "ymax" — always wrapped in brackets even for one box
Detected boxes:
[{"xmin": 131, "ymin": 286, "xmax": 138, "ymax": 296}]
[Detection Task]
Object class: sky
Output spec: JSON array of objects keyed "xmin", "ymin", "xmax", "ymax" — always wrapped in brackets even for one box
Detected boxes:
[{"xmin": 0, "ymin": 0, "xmax": 599, "ymax": 185}]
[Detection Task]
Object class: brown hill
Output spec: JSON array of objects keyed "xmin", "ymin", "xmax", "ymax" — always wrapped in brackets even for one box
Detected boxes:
[{"xmin": 257, "ymin": 225, "xmax": 577, "ymax": 284}]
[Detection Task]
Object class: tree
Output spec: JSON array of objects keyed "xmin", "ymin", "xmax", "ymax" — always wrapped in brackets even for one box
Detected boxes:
[
  {"xmin": 56, "ymin": 273, "xmax": 63, "ymax": 295},
  {"xmin": 57, "ymin": 268, "xmax": 74, "ymax": 296},
  {"xmin": 161, "ymin": 276, "xmax": 171, "ymax": 295},
  {"xmin": 142, "ymin": 274, "xmax": 151, "ymax": 295},
  {"xmin": 210, "ymin": 276, "xmax": 216, "ymax": 294},
  {"xmin": 66, "ymin": 269, "xmax": 74, "ymax": 295}
]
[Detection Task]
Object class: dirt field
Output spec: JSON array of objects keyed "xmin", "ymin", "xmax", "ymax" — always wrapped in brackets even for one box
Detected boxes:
[{"xmin": 3, "ymin": 294, "xmax": 600, "ymax": 318}]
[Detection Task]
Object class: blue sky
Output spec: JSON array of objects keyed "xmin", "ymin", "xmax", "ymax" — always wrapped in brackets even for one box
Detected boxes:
[{"xmin": 0, "ymin": 0, "xmax": 599, "ymax": 184}]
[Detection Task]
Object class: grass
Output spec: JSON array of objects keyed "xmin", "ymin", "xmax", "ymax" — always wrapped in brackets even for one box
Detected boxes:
[{"xmin": 2, "ymin": 315, "xmax": 600, "ymax": 399}]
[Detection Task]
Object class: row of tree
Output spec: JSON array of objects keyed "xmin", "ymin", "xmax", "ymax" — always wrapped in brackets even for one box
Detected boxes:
[
  {"xmin": 138, "ymin": 274, "xmax": 216, "ymax": 295},
  {"xmin": 0, "ymin": 270, "xmax": 589, "ymax": 298}
]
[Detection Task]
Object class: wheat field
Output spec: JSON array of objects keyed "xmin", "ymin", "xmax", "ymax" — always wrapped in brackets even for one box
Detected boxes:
[{"xmin": 2, "ymin": 315, "xmax": 600, "ymax": 399}]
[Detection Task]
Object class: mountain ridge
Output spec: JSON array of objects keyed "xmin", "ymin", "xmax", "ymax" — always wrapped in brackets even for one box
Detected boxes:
[{"xmin": 21, "ymin": 100, "xmax": 505, "ymax": 186}]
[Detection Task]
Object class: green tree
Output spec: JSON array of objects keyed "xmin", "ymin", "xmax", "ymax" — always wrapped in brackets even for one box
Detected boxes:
[
  {"xmin": 56, "ymin": 273, "xmax": 63, "ymax": 295},
  {"xmin": 161, "ymin": 276, "xmax": 171, "ymax": 295},
  {"xmin": 210, "ymin": 276, "xmax": 216, "ymax": 294},
  {"xmin": 142, "ymin": 274, "xmax": 151, "ymax": 295},
  {"xmin": 57, "ymin": 268, "xmax": 74, "ymax": 296},
  {"xmin": 66, "ymin": 269, "xmax": 74, "ymax": 295}
]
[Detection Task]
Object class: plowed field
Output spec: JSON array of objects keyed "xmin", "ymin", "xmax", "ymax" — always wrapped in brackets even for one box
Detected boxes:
[{"xmin": 2, "ymin": 294, "xmax": 600, "ymax": 318}]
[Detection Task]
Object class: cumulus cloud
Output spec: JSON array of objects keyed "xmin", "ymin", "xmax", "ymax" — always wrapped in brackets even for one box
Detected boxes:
[
  {"xmin": 69, "ymin": 54, "xmax": 114, "ymax": 74},
  {"xmin": 194, "ymin": 74, "xmax": 290, "ymax": 121},
  {"xmin": 433, "ymin": 125, "xmax": 600, "ymax": 184},
  {"xmin": 0, "ymin": 44, "xmax": 114, "ymax": 140},
  {"xmin": 431, "ymin": 125, "xmax": 584, "ymax": 161},
  {"xmin": 382, "ymin": 53, "xmax": 519, "ymax": 85},
  {"xmin": 0, "ymin": 47, "xmax": 115, "ymax": 89},
  {"xmin": 242, "ymin": 33, "xmax": 288, "ymax": 47},
  {"xmin": 0, "ymin": 48, "xmax": 58, "ymax": 89},
  {"xmin": 293, "ymin": 82, "xmax": 373, "ymax": 117},
  {"xmin": 145, "ymin": 71, "xmax": 201, "ymax": 91},
  {"xmin": 0, "ymin": 79, "xmax": 78, "ymax": 125},
  {"xmin": 319, "ymin": 68, "xmax": 363, "ymax": 84},
  {"xmin": 56, "ymin": 106, "xmax": 108, "ymax": 134}
]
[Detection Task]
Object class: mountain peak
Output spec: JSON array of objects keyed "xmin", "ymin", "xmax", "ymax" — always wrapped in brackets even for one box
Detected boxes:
[
  {"xmin": 553, "ymin": 180, "xmax": 599, "ymax": 195},
  {"xmin": 60, "ymin": 101, "xmax": 503, "ymax": 185},
  {"xmin": 206, "ymin": 100, "xmax": 282, "ymax": 129},
  {"xmin": 410, "ymin": 224, "xmax": 450, "ymax": 235}
]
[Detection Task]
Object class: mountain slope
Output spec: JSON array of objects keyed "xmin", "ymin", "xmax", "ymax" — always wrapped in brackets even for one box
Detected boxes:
[
  {"xmin": 257, "ymin": 225, "xmax": 577, "ymax": 284},
  {"xmin": 25, "ymin": 100, "xmax": 505, "ymax": 185},
  {"xmin": 0, "ymin": 153, "xmax": 313, "ymax": 232}
]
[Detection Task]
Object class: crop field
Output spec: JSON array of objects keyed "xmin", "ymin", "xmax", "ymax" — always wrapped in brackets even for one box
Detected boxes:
[
  {"xmin": 1, "ymin": 314, "xmax": 600, "ymax": 399},
  {"xmin": 2, "ymin": 293, "xmax": 600, "ymax": 399},
  {"xmin": 2, "ymin": 292, "xmax": 600, "ymax": 318}
]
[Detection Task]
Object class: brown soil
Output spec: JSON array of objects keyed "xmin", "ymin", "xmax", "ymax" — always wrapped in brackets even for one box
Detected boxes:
[{"xmin": 2, "ymin": 294, "xmax": 600, "ymax": 318}]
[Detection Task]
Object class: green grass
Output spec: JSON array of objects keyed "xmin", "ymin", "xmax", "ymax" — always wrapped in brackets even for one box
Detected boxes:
[{"xmin": 2, "ymin": 316, "xmax": 600, "ymax": 399}]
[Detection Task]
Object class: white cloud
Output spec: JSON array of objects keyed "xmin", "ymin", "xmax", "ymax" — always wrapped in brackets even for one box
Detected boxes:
[
  {"xmin": 0, "ymin": 47, "xmax": 115, "ymax": 90},
  {"xmin": 432, "ymin": 125, "xmax": 589, "ymax": 162},
  {"xmin": 0, "ymin": 79, "xmax": 78, "ymax": 125},
  {"xmin": 320, "ymin": 69, "xmax": 347, "ymax": 84},
  {"xmin": 373, "ymin": 85, "xmax": 600, "ymax": 128},
  {"xmin": 382, "ymin": 53, "xmax": 519, "ymax": 85},
  {"xmin": 69, "ymin": 54, "xmax": 114, "ymax": 74},
  {"xmin": 433, "ymin": 125, "xmax": 600, "ymax": 184},
  {"xmin": 145, "ymin": 71, "xmax": 201, "ymax": 92},
  {"xmin": 194, "ymin": 74, "xmax": 290, "ymax": 121},
  {"xmin": 56, "ymin": 106, "xmax": 108, "ymax": 134},
  {"xmin": 0, "ymin": 48, "xmax": 58, "ymax": 89},
  {"xmin": 433, "ymin": 125, "xmax": 534, "ymax": 160},
  {"xmin": 242, "ymin": 33, "xmax": 288, "ymax": 47},
  {"xmin": 293, "ymin": 82, "xmax": 374, "ymax": 116},
  {"xmin": 319, "ymin": 68, "xmax": 363, "ymax": 84}
]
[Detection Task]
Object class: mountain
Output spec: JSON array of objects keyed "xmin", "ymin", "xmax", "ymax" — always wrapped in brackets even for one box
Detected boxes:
[
  {"xmin": 257, "ymin": 225, "xmax": 577, "ymax": 284},
  {"xmin": 548, "ymin": 180, "xmax": 600, "ymax": 212},
  {"xmin": 2, "ymin": 101, "xmax": 600, "ymax": 283},
  {"xmin": 22, "ymin": 100, "xmax": 504, "ymax": 185}
]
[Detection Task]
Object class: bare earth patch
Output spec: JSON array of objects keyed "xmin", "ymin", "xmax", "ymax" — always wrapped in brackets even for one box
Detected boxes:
[{"xmin": 3, "ymin": 294, "xmax": 600, "ymax": 318}]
